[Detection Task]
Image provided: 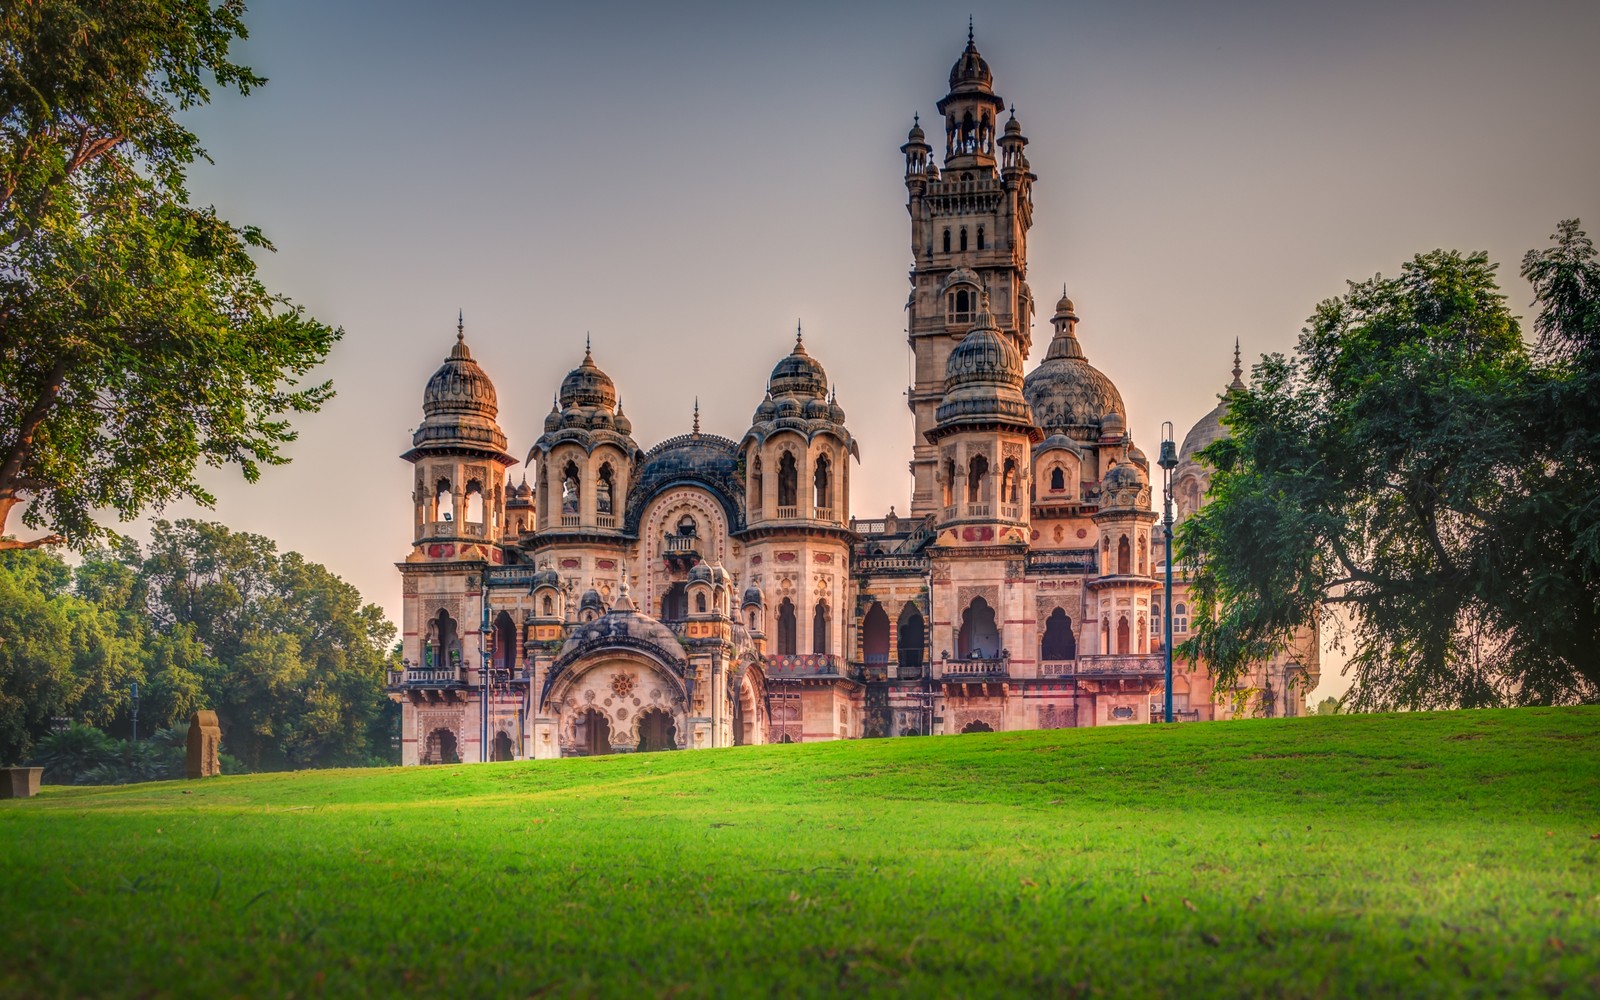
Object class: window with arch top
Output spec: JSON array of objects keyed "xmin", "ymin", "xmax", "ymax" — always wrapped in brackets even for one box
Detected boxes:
[
  {"xmin": 959, "ymin": 227, "xmax": 968, "ymax": 252},
  {"xmin": 813, "ymin": 454, "xmax": 831, "ymax": 510},
  {"xmin": 776, "ymin": 597, "xmax": 797, "ymax": 655},
  {"xmin": 596, "ymin": 463, "xmax": 615, "ymax": 515},
  {"xmin": 943, "ymin": 229, "xmax": 951, "ymax": 254},
  {"xmin": 948, "ymin": 288, "xmax": 973, "ymax": 325},
  {"xmin": 561, "ymin": 461, "xmax": 580, "ymax": 514},
  {"xmin": 777, "ymin": 452, "xmax": 798, "ymax": 508},
  {"xmin": 967, "ymin": 454, "xmax": 989, "ymax": 503},
  {"xmin": 976, "ymin": 225, "xmax": 986, "ymax": 250},
  {"xmin": 1117, "ymin": 535, "xmax": 1131, "ymax": 575},
  {"xmin": 1049, "ymin": 466, "xmax": 1066, "ymax": 493},
  {"xmin": 812, "ymin": 600, "xmax": 830, "ymax": 654}
]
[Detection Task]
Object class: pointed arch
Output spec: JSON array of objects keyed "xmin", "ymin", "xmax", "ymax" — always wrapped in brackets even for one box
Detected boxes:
[
  {"xmin": 957, "ymin": 597, "xmax": 999, "ymax": 659},
  {"xmin": 777, "ymin": 451, "xmax": 798, "ymax": 508},
  {"xmin": 814, "ymin": 453, "xmax": 832, "ymax": 510},
  {"xmin": 561, "ymin": 460, "xmax": 580, "ymax": 514},
  {"xmin": 897, "ymin": 603, "xmax": 926, "ymax": 674},
  {"xmin": 812, "ymin": 599, "xmax": 830, "ymax": 654},
  {"xmin": 1117, "ymin": 535, "xmax": 1131, "ymax": 575},
  {"xmin": 967, "ymin": 454, "xmax": 989, "ymax": 503},
  {"xmin": 1040, "ymin": 607, "xmax": 1075, "ymax": 661},
  {"xmin": 777, "ymin": 597, "xmax": 797, "ymax": 655},
  {"xmin": 493, "ymin": 611, "xmax": 516, "ymax": 671},
  {"xmin": 596, "ymin": 463, "xmax": 615, "ymax": 515},
  {"xmin": 862, "ymin": 601, "xmax": 890, "ymax": 664},
  {"xmin": 1116, "ymin": 615, "xmax": 1131, "ymax": 655}
]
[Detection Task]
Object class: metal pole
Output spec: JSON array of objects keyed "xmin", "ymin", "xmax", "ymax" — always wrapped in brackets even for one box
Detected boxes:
[
  {"xmin": 481, "ymin": 600, "xmax": 490, "ymax": 763},
  {"xmin": 130, "ymin": 681, "xmax": 139, "ymax": 744},
  {"xmin": 1159, "ymin": 422, "xmax": 1178, "ymax": 725}
]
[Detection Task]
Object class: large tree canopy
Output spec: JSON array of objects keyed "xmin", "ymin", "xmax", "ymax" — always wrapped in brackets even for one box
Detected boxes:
[
  {"xmin": 1179, "ymin": 224, "xmax": 1600, "ymax": 709},
  {"xmin": 0, "ymin": 0, "xmax": 337, "ymax": 550},
  {"xmin": 0, "ymin": 520, "xmax": 396, "ymax": 767}
]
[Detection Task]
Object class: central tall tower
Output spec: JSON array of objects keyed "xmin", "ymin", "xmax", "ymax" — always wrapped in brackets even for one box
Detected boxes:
[{"xmin": 902, "ymin": 27, "xmax": 1037, "ymax": 515}]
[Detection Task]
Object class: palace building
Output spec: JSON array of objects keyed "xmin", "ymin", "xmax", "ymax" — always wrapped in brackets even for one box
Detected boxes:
[{"xmin": 386, "ymin": 33, "xmax": 1319, "ymax": 764}]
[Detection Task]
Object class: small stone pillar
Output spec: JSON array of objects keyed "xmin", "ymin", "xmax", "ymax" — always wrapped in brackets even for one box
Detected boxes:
[
  {"xmin": 0, "ymin": 767, "xmax": 42, "ymax": 799},
  {"xmin": 186, "ymin": 711, "xmax": 222, "ymax": 778}
]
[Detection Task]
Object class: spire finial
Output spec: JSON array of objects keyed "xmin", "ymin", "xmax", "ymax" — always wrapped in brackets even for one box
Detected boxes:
[
  {"xmin": 584, "ymin": 333, "xmax": 592, "ymax": 362},
  {"xmin": 913, "ymin": 111, "xmax": 920, "ymax": 127},
  {"xmin": 1231, "ymin": 338, "xmax": 1244, "ymax": 388},
  {"xmin": 968, "ymin": 15, "xmax": 974, "ymax": 45},
  {"xmin": 456, "ymin": 309, "xmax": 464, "ymax": 341},
  {"xmin": 692, "ymin": 397, "xmax": 701, "ymax": 436},
  {"xmin": 796, "ymin": 319, "xmax": 803, "ymax": 346}
]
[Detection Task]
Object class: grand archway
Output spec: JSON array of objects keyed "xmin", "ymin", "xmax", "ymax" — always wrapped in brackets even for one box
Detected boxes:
[{"xmin": 544, "ymin": 644, "xmax": 690, "ymax": 758}]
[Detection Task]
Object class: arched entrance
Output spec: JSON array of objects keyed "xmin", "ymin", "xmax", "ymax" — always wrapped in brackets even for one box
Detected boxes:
[
  {"xmin": 898, "ymin": 604, "xmax": 926, "ymax": 677},
  {"xmin": 636, "ymin": 709, "xmax": 675, "ymax": 752},
  {"xmin": 1040, "ymin": 608, "xmax": 1076, "ymax": 661},
  {"xmin": 961, "ymin": 720, "xmax": 994, "ymax": 734},
  {"xmin": 958, "ymin": 597, "xmax": 999, "ymax": 659},
  {"xmin": 424, "ymin": 727, "xmax": 458, "ymax": 765},
  {"xmin": 863, "ymin": 601, "xmax": 890, "ymax": 665},
  {"xmin": 490, "ymin": 730, "xmax": 514, "ymax": 761},
  {"xmin": 580, "ymin": 709, "xmax": 612, "ymax": 756}
]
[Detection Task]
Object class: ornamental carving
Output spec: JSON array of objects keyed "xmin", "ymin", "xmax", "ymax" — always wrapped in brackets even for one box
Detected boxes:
[
  {"xmin": 611, "ymin": 672, "xmax": 636, "ymax": 698},
  {"xmin": 956, "ymin": 585, "xmax": 999, "ymax": 611}
]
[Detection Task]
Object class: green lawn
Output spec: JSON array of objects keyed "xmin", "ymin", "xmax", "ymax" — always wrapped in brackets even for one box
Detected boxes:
[{"xmin": 2, "ymin": 709, "xmax": 1596, "ymax": 998}]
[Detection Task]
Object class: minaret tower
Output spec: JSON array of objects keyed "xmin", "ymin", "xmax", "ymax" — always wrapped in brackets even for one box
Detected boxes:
[{"xmin": 903, "ymin": 25, "xmax": 1037, "ymax": 515}]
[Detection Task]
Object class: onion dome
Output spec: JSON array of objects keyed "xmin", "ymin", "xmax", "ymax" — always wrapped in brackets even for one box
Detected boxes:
[
  {"xmin": 614, "ymin": 400, "xmax": 633, "ymax": 436},
  {"xmin": 1101, "ymin": 410, "xmax": 1126, "ymax": 440},
  {"xmin": 531, "ymin": 560, "xmax": 561, "ymax": 593},
  {"xmin": 688, "ymin": 562, "xmax": 713, "ymax": 585},
  {"xmin": 1180, "ymin": 340, "xmax": 1248, "ymax": 466},
  {"xmin": 741, "ymin": 585, "xmax": 764, "ymax": 608},
  {"xmin": 948, "ymin": 28, "xmax": 994, "ymax": 92},
  {"xmin": 828, "ymin": 397, "xmax": 846, "ymax": 424},
  {"xmin": 907, "ymin": 118, "xmax": 926, "ymax": 144},
  {"xmin": 768, "ymin": 331, "xmax": 828, "ymax": 399},
  {"xmin": 1023, "ymin": 292, "xmax": 1126, "ymax": 442},
  {"xmin": 753, "ymin": 393, "xmax": 777, "ymax": 422},
  {"xmin": 1004, "ymin": 111, "xmax": 1023, "ymax": 136},
  {"xmin": 558, "ymin": 342, "xmax": 618, "ymax": 411},
  {"xmin": 408, "ymin": 323, "xmax": 511, "ymax": 457},
  {"xmin": 1101, "ymin": 457, "xmax": 1151, "ymax": 511},
  {"xmin": 578, "ymin": 587, "xmax": 604, "ymax": 615},
  {"xmin": 543, "ymin": 398, "xmax": 561, "ymax": 433},
  {"xmin": 934, "ymin": 299, "xmax": 1037, "ymax": 434},
  {"xmin": 709, "ymin": 563, "xmax": 731, "ymax": 587}
]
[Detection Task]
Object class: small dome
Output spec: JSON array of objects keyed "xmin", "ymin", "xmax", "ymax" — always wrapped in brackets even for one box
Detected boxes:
[
  {"xmin": 828, "ymin": 399, "xmax": 846, "ymax": 424},
  {"xmin": 1054, "ymin": 292, "xmax": 1076, "ymax": 318},
  {"xmin": 412, "ymin": 328, "xmax": 509, "ymax": 455},
  {"xmin": 1101, "ymin": 411, "xmax": 1126, "ymax": 439},
  {"xmin": 532, "ymin": 564, "xmax": 561, "ymax": 592},
  {"xmin": 688, "ymin": 563, "xmax": 712, "ymax": 585},
  {"xmin": 907, "ymin": 119, "xmax": 926, "ymax": 143},
  {"xmin": 1004, "ymin": 113, "xmax": 1022, "ymax": 136},
  {"xmin": 542, "ymin": 403, "xmax": 561, "ymax": 434},
  {"xmin": 803, "ymin": 397, "xmax": 829, "ymax": 420},
  {"xmin": 1104, "ymin": 460, "xmax": 1144, "ymax": 489},
  {"xmin": 1180, "ymin": 346, "xmax": 1248, "ymax": 466},
  {"xmin": 558, "ymin": 345, "xmax": 618, "ymax": 411},
  {"xmin": 614, "ymin": 405, "xmax": 633, "ymax": 436},
  {"xmin": 936, "ymin": 303, "xmax": 1033, "ymax": 428},
  {"xmin": 949, "ymin": 36, "xmax": 994, "ymax": 91},
  {"xmin": 709, "ymin": 563, "xmax": 732, "ymax": 587},
  {"xmin": 774, "ymin": 396, "xmax": 801, "ymax": 419},
  {"xmin": 769, "ymin": 335, "xmax": 828, "ymax": 399},
  {"xmin": 741, "ymin": 585, "xmax": 764, "ymax": 608},
  {"xmin": 1038, "ymin": 432, "xmax": 1074, "ymax": 453},
  {"xmin": 512, "ymin": 477, "xmax": 533, "ymax": 499},
  {"xmin": 590, "ymin": 408, "xmax": 614, "ymax": 430},
  {"xmin": 755, "ymin": 395, "xmax": 777, "ymax": 421},
  {"xmin": 578, "ymin": 587, "xmax": 604, "ymax": 613}
]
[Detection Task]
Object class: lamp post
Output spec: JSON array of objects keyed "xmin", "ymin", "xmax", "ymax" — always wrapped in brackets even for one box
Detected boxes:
[
  {"xmin": 129, "ymin": 681, "xmax": 140, "ymax": 744},
  {"xmin": 1158, "ymin": 421, "xmax": 1178, "ymax": 724},
  {"xmin": 480, "ymin": 599, "xmax": 492, "ymax": 763}
]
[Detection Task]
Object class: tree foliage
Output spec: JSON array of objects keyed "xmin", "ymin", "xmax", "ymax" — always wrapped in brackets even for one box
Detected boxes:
[
  {"xmin": 0, "ymin": 520, "xmax": 396, "ymax": 768},
  {"xmin": 0, "ymin": 0, "xmax": 338, "ymax": 550},
  {"xmin": 1179, "ymin": 224, "xmax": 1600, "ymax": 709}
]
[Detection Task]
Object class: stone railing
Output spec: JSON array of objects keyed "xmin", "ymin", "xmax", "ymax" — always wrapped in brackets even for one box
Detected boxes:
[
  {"xmin": 775, "ymin": 505, "xmax": 799, "ymax": 520},
  {"xmin": 559, "ymin": 513, "xmax": 581, "ymax": 527},
  {"xmin": 664, "ymin": 534, "xmax": 697, "ymax": 552},
  {"xmin": 1025, "ymin": 549, "xmax": 1098, "ymax": 575},
  {"xmin": 999, "ymin": 504, "xmax": 1023, "ymax": 521},
  {"xmin": 595, "ymin": 513, "xmax": 617, "ymax": 529},
  {"xmin": 1072, "ymin": 654, "xmax": 1165, "ymax": 677},
  {"xmin": 854, "ymin": 553, "xmax": 927, "ymax": 575},
  {"xmin": 386, "ymin": 667, "xmax": 464, "ymax": 687},
  {"xmin": 1039, "ymin": 660, "xmax": 1077, "ymax": 678},
  {"xmin": 941, "ymin": 652, "xmax": 1010, "ymax": 679},
  {"xmin": 765, "ymin": 653, "xmax": 845, "ymax": 678}
]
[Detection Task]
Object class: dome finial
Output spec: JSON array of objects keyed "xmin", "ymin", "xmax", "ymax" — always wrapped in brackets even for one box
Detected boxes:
[
  {"xmin": 1231, "ymin": 338, "xmax": 1244, "ymax": 389},
  {"xmin": 584, "ymin": 333, "xmax": 592, "ymax": 363},
  {"xmin": 457, "ymin": 309, "xmax": 464, "ymax": 341},
  {"xmin": 913, "ymin": 111, "xmax": 920, "ymax": 127},
  {"xmin": 692, "ymin": 396, "xmax": 701, "ymax": 436},
  {"xmin": 796, "ymin": 319, "xmax": 803, "ymax": 346},
  {"xmin": 968, "ymin": 14, "xmax": 974, "ymax": 45}
]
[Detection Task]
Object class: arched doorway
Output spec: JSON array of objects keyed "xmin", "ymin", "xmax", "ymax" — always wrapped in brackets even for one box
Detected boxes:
[
  {"xmin": 1040, "ymin": 608, "xmax": 1076, "ymax": 661},
  {"xmin": 636, "ymin": 709, "xmax": 675, "ymax": 752},
  {"xmin": 961, "ymin": 720, "xmax": 994, "ymax": 734},
  {"xmin": 898, "ymin": 604, "xmax": 926, "ymax": 677},
  {"xmin": 490, "ymin": 730, "xmax": 513, "ymax": 761},
  {"xmin": 425, "ymin": 727, "xmax": 458, "ymax": 765},
  {"xmin": 493, "ymin": 611, "xmax": 517, "ymax": 671},
  {"xmin": 862, "ymin": 602, "xmax": 889, "ymax": 665},
  {"xmin": 776, "ymin": 598, "xmax": 797, "ymax": 655},
  {"xmin": 958, "ymin": 597, "xmax": 999, "ymax": 659},
  {"xmin": 580, "ymin": 709, "xmax": 612, "ymax": 756}
]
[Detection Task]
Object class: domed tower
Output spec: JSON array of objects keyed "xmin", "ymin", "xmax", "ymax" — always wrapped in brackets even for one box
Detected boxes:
[
  {"xmin": 401, "ymin": 319, "xmax": 517, "ymax": 553},
  {"xmin": 1087, "ymin": 450, "xmax": 1159, "ymax": 657},
  {"xmin": 736, "ymin": 327, "xmax": 858, "ymax": 659},
  {"xmin": 1174, "ymin": 340, "xmax": 1246, "ymax": 525},
  {"xmin": 927, "ymin": 298, "xmax": 1042, "ymax": 536},
  {"xmin": 904, "ymin": 25, "xmax": 1037, "ymax": 516},
  {"xmin": 529, "ymin": 341, "xmax": 642, "ymax": 539}
]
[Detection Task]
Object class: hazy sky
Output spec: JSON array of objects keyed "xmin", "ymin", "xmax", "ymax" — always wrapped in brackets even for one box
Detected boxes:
[{"xmin": 59, "ymin": 1, "xmax": 1600, "ymax": 700}]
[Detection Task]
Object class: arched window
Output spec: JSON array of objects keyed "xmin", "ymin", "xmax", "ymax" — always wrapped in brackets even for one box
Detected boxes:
[
  {"xmin": 597, "ymin": 463, "xmax": 615, "ymax": 515},
  {"xmin": 777, "ymin": 452, "xmax": 798, "ymax": 508},
  {"xmin": 976, "ymin": 226, "xmax": 986, "ymax": 250},
  {"xmin": 812, "ymin": 600, "xmax": 830, "ymax": 654},
  {"xmin": 677, "ymin": 515, "xmax": 697, "ymax": 537},
  {"xmin": 959, "ymin": 227, "xmax": 968, "ymax": 252},
  {"xmin": 435, "ymin": 478, "xmax": 453, "ymax": 522},
  {"xmin": 1040, "ymin": 608, "xmax": 1076, "ymax": 661},
  {"xmin": 949, "ymin": 288, "xmax": 972, "ymax": 324},
  {"xmin": 695, "ymin": 592, "xmax": 708, "ymax": 614},
  {"xmin": 1049, "ymin": 466, "xmax": 1065, "ymax": 492},
  {"xmin": 1137, "ymin": 615, "xmax": 1147, "ymax": 653},
  {"xmin": 897, "ymin": 604, "xmax": 926, "ymax": 674},
  {"xmin": 561, "ymin": 461, "xmax": 580, "ymax": 515},
  {"xmin": 958, "ymin": 597, "xmax": 999, "ymax": 659},
  {"xmin": 542, "ymin": 595, "xmax": 554, "ymax": 617},
  {"xmin": 662, "ymin": 582, "xmax": 688, "ymax": 621},
  {"xmin": 814, "ymin": 454, "xmax": 831, "ymax": 510},
  {"xmin": 1001, "ymin": 458, "xmax": 1019, "ymax": 504},
  {"xmin": 1117, "ymin": 535, "xmax": 1131, "ymax": 575},
  {"xmin": 1116, "ymin": 616, "xmax": 1131, "ymax": 655},
  {"xmin": 943, "ymin": 458, "xmax": 957, "ymax": 507},
  {"xmin": 862, "ymin": 602, "xmax": 889, "ymax": 664},
  {"xmin": 943, "ymin": 229, "xmax": 951, "ymax": 254},
  {"xmin": 967, "ymin": 454, "xmax": 989, "ymax": 503},
  {"xmin": 425, "ymin": 609, "xmax": 461, "ymax": 669},
  {"xmin": 777, "ymin": 598, "xmax": 797, "ymax": 655},
  {"xmin": 1138, "ymin": 533, "xmax": 1148, "ymax": 573},
  {"xmin": 464, "ymin": 480, "xmax": 484, "ymax": 524},
  {"xmin": 749, "ymin": 456, "xmax": 763, "ymax": 515},
  {"xmin": 1174, "ymin": 603, "xmax": 1189, "ymax": 634},
  {"xmin": 493, "ymin": 611, "xmax": 516, "ymax": 671}
]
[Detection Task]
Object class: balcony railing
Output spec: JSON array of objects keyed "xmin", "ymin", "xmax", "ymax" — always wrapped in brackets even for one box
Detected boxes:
[
  {"xmin": 1073, "ymin": 654, "xmax": 1165, "ymax": 677},
  {"xmin": 595, "ymin": 513, "xmax": 617, "ymax": 529},
  {"xmin": 765, "ymin": 653, "xmax": 845, "ymax": 678},
  {"xmin": 1039, "ymin": 660, "xmax": 1077, "ymax": 678},
  {"xmin": 1025, "ymin": 549, "xmax": 1099, "ymax": 575},
  {"xmin": 386, "ymin": 667, "xmax": 463, "ymax": 687},
  {"xmin": 664, "ymin": 534, "xmax": 698, "ymax": 552},
  {"xmin": 815, "ymin": 507, "xmax": 836, "ymax": 522},
  {"xmin": 775, "ymin": 505, "xmax": 799, "ymax": 520},
  {"xmin": 854, "ymin": 553, "xmax": 927, "ymax": 575},
  {"xmin": 966, "ymin": 503, "xmax": 991, "ymax": 518},
  {"xmin": 559, "ymin": 513, "xmax": 581, "ymax": 527},
  {"xmin": 941, "ymin": 652, "xmax": 1010, "ymax": 679},
  {"xmin": 999, "ymin": 504, "xmax": 1023, "ymax": 521}
]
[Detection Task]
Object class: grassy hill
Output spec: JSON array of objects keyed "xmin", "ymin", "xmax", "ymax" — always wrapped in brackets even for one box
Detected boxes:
[{"xmin": 2, "ymin": 709, "xmax": 1596, "ymax": 998}]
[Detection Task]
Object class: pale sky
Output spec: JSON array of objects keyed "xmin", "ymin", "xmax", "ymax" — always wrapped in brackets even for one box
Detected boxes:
[{"xmin": 50, "ymin": 1, "xmax": 1600, "ymax": 702}]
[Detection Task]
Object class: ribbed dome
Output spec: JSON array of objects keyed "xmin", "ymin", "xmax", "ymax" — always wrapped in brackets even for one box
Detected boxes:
[
  {"xmin": 1023, "ymin": 296, "xmax": 1126, "ymax": 441},
  {"xmin": 768, "ymin": 334, "xmax": 828, "ymax": 399},
  {"xmin": 949, "ymin": 37, "xmax": 994, "ymax": 91},
  {"xmin": 935, "ymin": 304, "xmax": 1034, "ymax": 429},
  {"xmin": 411, "ymin": 329, "xmax": 509, "ymax": 454},
  {"xmin": 558, "ymin": 345, "xmax": 618, "ymax": 411},
  {"xmin": 1179, "ymin": 343, "xmax": 1248, "ymax": 465}
]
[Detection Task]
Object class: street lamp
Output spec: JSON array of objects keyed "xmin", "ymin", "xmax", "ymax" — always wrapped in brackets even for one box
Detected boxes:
[
  {"xmin": 130, "ymin": 681, "xmax": 140, "ymax": 744},
  {"xmin": 1158, "ymin": 421, "xmax": 1179, "ymax": 724}
]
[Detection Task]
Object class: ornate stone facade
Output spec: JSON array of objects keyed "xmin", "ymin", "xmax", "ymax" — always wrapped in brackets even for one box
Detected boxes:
[{"xmin": 385, "ymin": 35, "xmax": 1319, "ymax": 764}]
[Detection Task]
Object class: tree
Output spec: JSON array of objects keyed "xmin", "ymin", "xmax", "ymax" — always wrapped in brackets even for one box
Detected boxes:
[
  {"xmin": 1179, "ymin": 234, "xmax": 1599, "ymax": 709},
  {"xmin": 0, "ymin": 0, "xmax": 338, "ymax": 551}
]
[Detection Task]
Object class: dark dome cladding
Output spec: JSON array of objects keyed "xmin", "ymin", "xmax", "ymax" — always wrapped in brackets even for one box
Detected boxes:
[
  {"xmin": 768, "ymin": 338, "xmax": 829, "ymax": 398},
  {"xmin": 949, "ymin": 37, "xmax": 994, "ymax": 91},
  {"xmin": 1023, "ymin": 295, "xmax": 1126, "ymax": 439},
  {"xmin": 412, "ymin": 331, "xmax": 509, "ymax": 453},
  {"xmin": 935, "ymin": 305, "xmax": 1034, "ymax": 427}
]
